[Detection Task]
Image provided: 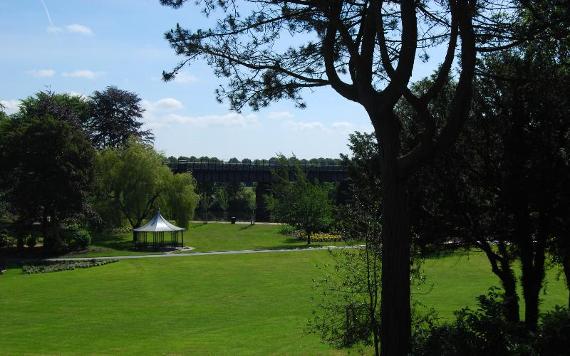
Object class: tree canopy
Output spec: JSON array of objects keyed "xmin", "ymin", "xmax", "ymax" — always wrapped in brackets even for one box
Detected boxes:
[
  {"xmin": 94, "ymin": 139, "xmax": 195, "ymax": 228},
  {"xmin": 87, "ymin": 86, "xmax": 153, "ymax": 149},
  {"xmin": 0, "ymin": 112, "xmax": 94, "ymax": 250}
]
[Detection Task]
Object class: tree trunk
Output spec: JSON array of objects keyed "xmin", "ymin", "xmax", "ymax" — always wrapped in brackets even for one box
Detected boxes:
[
  {"xmin": 504, "ymin": 110, "xmax": 545, "ymax": 331},
  {"xmin": 518, "ymin": 213, "xmax": 546, "ymax": 331},
  {"xmin": 493, "ymin": 258, "xmax": 520, "ymax": 322},
  {"xmin": 479, "ymin": 241, "xmax": 520, "ymax": 322},
  {"xmin": 378, "ymin": 116, "xmax": 411, "ymax": 356},
  {"xmin": 307, "ymin": 232, "xmax": 311, "ymax": 245}
]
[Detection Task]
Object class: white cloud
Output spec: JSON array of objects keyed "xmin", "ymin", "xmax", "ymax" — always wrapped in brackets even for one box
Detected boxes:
[
  {"xmin": 0, "ymin": 100, "xmax": 20, "ymax": 114},
  {"xmin": 27, "ymin": 69, "xmax": 56, "ymax": 78},
  {"xmin": 67, "ymin": 92, "xmax": 87, "ymax": 99},
  {"xmin": 142, "ymin": 97, "xmax": 257, "ymax": 129},
  {"xmin": 173, "ymin": 72, "xmax": 198, "ymax": 84},
  {"xmin": 285, "ymin": 121, "xmax": 326, "ymax": 131},
  {"xmin": 47, "ymin": 24, "xmax": 94, "ymax": 35},
  {"xmin": 268, "ymin": 111, "xmax": 294, "ymax": 120},
  {"xmin": 65, "ymin": 24, "xmax": 93, "ymax": 35},
  {"xmin": 165, "ymin": 113, "xmax": 259, "ymax": 128},
  {"xmin": 283, "ymin": 120, "xmax": 360, "ymax": 133},
  {"xmin": 142, "ymin": 98, "xmax": 184, "ymax": 112},
  {"xmin": 62, "ymin": 70, "xmax": 100, "ymax": 79},
  {"xmin": 144, "ymin": 110, "xmax": 259, "ymax": 129},
  {"xmin": 153, "ymin": 98, "xmax": 184, "ymax": 111}
]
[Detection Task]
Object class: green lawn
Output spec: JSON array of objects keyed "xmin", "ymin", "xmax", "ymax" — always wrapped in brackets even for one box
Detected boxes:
[
  {"xmin": 0, "ymin": 250, "xmax": 567, "ymax": 355},
  {"xmin": 67, "ymin": 222, "xmax": 347, "ymax": 258}
]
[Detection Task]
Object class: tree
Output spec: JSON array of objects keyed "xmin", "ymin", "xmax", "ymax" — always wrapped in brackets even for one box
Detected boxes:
[
  {"xmin": 311, "ymin": 184, "xmax": 383, "ymax": 352},
  {"xmin": 87, "ymin": 86, "xmax": 153, "ymax": 149},
  {"xmin": 0, "ymin": 114, "xmax": 94, "ymax": 250},
  {"xmin": 241, "ymin": 187, "xmax": 256, "ymax": 224},
  {"xmin": 269, "ymin": 163, "xmax": 333, "ymax": 245},
  {"xmin": 196, "ymin": 181, "xmax": 216, "ymax": 223},
  {"xmin": 214, "ymin": 187, "xmax": 229, "ymax": 220},
  {"xmin": 477, "ymin": 50, "xmax": 569, "ymax": 330},
  {"xmin": 160, "ymin": 2, "xmax": 480, "ymax": 352},
  {"xmin": 160, "ymin": 173, "xmax": 200, "ymax": 228},
  {"xmin": 95, "ymin": 140, "xmax": 176, "ymax": 228},
  {"xmin": 159, "ymin": 0, "xmax": 561, "ymax": 352},
  {"xmin": 17, "ymin": 91, "xmax": 89, "ymax": 129}
]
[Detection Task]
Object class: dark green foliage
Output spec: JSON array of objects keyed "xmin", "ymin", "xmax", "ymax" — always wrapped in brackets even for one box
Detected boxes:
[
  {"xmin": 17, "ymin": 91, "xmax": 89, "ymax": 129},
  {"xmin": 25, "ymin": 235, "xmax": 37, "ymax": 249},
  {"xmin": 22, "ymin": 259, "xmax": 118, "ymax": 274},
  {"xmin": 63, "ymin": 225, "xmax": 92, "ymax": 250},
  {"xmin": 87, "ymin": 86, "xmax": 153, "ymax": 149},
  {"xmin": 536, "ymin": 307, "xmax": 570, "ymax": 356},
  {"xmin": 412, "ymin": 288, "xmax": 533, "ymax": 356},
  {"xmin": 413, "ymin": 292, "xmax": 570, "ymax": 356},
  {"xmin": 0, "ymin": 113, "xmax": 95, "ymax": 250},
  {"xmin": 0, "ymin": 230, "xmax": 11, "ymax": 248}
]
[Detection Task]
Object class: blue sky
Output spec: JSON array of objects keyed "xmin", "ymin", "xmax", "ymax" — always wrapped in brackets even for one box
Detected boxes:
[{"xmin": 0, "ymin": 0, "xmax": 442, "ymax": 160}]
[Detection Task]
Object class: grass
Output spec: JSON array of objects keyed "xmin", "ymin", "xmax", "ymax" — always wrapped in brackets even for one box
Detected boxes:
[
  {"xmin": 65, "ymin": 222, "xmax": 347, "ymax": 258},
  {"xmin": 0, "ymin": 249, "xmax": 567, "ymax": 355}
]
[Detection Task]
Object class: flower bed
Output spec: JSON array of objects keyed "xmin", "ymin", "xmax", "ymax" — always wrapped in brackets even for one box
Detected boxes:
[
  {"xmin": 293, "ymin": 231, "xmax": 343, "ymax": 242},
  {"xmin": 22, "ymin": 259, "xmax": 119, "ymax": 274}
]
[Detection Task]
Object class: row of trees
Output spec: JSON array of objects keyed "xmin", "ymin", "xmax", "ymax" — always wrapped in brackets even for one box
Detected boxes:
[
  {"xmin": 0, "ymin": 88, "xmax": 197, "ymax": 252},
  {"xmin": 169, "ymin": 156, "xmax": 342, "ymax": 166},
  {"xmin": 195, "ymin": 182, "xmax": 256, "ymax": 222}
]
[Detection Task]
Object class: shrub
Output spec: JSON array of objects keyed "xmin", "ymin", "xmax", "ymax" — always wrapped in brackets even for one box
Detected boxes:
[
  {"xmin": 63, "ymin": 225, "xmax": 92, "ymax": 250},
  {"xmin": 412, "ymin": 288, "xmax": 533, "ymax": 356},
  {"xmin": 278, "ymin": 224, "xmax": 297, "ymax": 235},
  {"xmin": 26, "ymin": 234, "xmax": 37, "ymax": 249},
  {"xmin": 536, "ymin": 306, "xmax": 570, "ymax": 356},
  {"xmin": 0, "ymin": 230, "xmax": 11, "ymax": 248}
]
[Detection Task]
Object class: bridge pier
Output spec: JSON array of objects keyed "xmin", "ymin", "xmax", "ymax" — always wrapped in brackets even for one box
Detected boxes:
[{"xmin": 255, "ymin": 182, "xmax": 272, "ymax": 222}]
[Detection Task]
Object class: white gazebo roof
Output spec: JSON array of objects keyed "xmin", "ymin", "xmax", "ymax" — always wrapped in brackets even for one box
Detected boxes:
[{"xmin": 133, "ymin": 211, "xmax": 185, "ymax": 232}]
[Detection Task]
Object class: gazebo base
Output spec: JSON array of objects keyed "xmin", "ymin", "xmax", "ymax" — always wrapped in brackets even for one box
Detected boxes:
[{"xmin": 133, "ymin": 231, "xmax": 184, "ymax": 249}]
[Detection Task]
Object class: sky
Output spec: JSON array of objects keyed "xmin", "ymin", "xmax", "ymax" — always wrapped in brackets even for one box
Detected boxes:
[{"xmin": 0, "ymin": 0, "xmax": 443, "ymax": 160}]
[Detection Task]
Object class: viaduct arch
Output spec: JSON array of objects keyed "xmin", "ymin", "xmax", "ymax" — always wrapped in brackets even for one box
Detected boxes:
[{"xmin": 169, "ymin": 160, "xmax": 348, "ymax": 221}]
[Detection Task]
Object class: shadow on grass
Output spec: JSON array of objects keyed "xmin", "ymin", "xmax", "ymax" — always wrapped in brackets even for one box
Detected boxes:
[
  {"xmin": 91, "ymin": 232, "xmax": 135, "ymax": 252},
  {"xmin": 420, "ymin": 246, "xmax": 471, "ymax": 260},
  {"xmin": 239, "ymin": 224, "xmax": 255, "ymax": 231}
]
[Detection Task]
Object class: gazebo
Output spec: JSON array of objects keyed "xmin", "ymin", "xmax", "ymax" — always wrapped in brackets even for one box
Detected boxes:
[{"xmin": 133, "ymin": 210, "xmax": 185, "ymax": 249}]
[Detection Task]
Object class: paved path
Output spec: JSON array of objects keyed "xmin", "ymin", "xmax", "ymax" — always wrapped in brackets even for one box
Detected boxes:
[{"xmin": 46, "ymin": 245, "xmax": 363, "ymax": 262}]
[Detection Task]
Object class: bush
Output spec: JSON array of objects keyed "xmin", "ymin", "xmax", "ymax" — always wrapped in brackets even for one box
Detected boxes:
[
  {"xmin": 63, "ymin": 225, "xmax": 92, "ymax": 250},
  {"xmin": 278, "ymin": 224, "xmax": 297, "ymax": 235},
  {"xmin": 0, "ymin": 230, "xmax": 11, "ymax": 248},
  {"xmin": 26, "ymin": 234, "xmax": 37, "ymax": 249},
  {"xmin": 412, "ymin": 288, "xmax": 532, "ymax": 356},
  {"xmin": 536, "ymin": 306, "xmax": 570, "ymax": 356}
]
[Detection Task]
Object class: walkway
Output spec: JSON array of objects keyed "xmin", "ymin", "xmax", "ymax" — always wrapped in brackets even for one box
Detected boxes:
[{"xmin": 46, "ymin": 245, "xmax": 363, "ymax": 262}]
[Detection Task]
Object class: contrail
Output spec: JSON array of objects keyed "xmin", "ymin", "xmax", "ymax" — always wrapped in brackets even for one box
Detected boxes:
[{"xmin": 39, "ymin": 0, "xmax": 55, "ymax": 27}]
